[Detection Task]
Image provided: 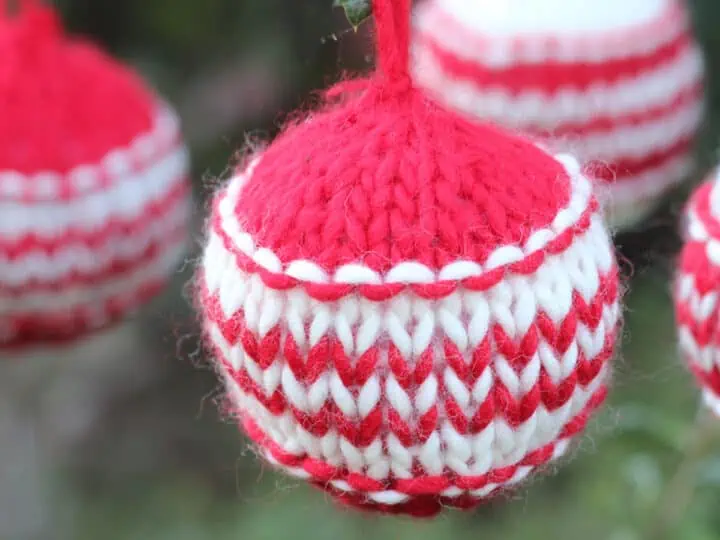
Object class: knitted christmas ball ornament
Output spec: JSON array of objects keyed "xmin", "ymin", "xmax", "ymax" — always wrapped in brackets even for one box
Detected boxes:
[
  {"xmin": 0, "ymin": 2, "xmax": 191, "ymax": 347},
  {"xmin": 675, "ymin": 169, "xmax": 720, "ymax": 416},
  {"xmin": 412, "ymin": 0, "xmax": 705, "ymax": 231},
  {"xmin": 199, "ymin": 0, "xmax": 621, "ymax": 517}
]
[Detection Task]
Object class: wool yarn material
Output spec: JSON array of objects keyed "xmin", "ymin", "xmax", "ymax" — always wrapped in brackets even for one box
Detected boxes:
[
  {"xmin": 412, "ymin": 0, "xmax": 705, "ymax": 232},
  {"xmin": 0, "ymin": 2, "xmax": 191, "ymax": 347},
  {"xmin": 198, "ymin": 0, "xmax": 621, "ymax": 517},
  {"xmin": 675, "ymin": 168, "xmax": 720, "ymax": 416}
]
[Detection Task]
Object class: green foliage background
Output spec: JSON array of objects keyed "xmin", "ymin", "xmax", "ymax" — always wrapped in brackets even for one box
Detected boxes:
[{"xmin": 12, "ymin": 1, "xmax": 720, "ymax": 539}]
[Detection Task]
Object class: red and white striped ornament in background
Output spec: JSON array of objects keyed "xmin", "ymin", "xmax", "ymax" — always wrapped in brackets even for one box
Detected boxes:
[
  {"xmin": 0, "ymin": 1, "xmax": 191, "ymax": 348},
  {"xmin": 198, "ymin": 0, "xmax": 621, "ymax": 517},
  {"xmin": 675, "ymin": 169, "xmax": 720, "ymax": 415},
  {"xmin": 412, "ymin": 0, "xmax": 705, "ymax": 231}
]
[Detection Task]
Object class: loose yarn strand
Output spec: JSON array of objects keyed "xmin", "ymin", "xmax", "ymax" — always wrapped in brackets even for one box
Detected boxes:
[{"xmin": 372, "ymin": 0, "xmax": 411, "ymax": 82}]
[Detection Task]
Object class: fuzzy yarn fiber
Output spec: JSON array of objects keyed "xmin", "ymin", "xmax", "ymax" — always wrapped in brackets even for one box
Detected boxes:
[
  {"xmin": 675, "ymin": 169, "xmax": 720, "ymax": 416},
  {"xmin": 199, "ymin": 0, "xmax": 621, "ymax": 517},
  {"xmin": 0, "ymin": 4, "xmax": 191, "ymax": 347},
  {"xmin": 412, "ymin": 0, "xmax": 705, "ymax": 231}
]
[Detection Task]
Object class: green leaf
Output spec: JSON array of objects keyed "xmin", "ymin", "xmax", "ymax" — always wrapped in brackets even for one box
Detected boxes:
[{"xmin": 333, "ymin": 0, "xmax": 371, "ymax": 30}]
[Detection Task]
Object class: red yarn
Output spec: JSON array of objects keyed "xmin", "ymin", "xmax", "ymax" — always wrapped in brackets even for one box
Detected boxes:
[
  {"xmin": 0, "ymin": 1, "xmax": 191, "ymax": 347},
  {"xmin": 0, "ymin": 2, "xmax": 155, "ymax": 176},
  {"xmin": 236, "ymin": 0, "xmax": 569, "ymax": 273},
  {"xmin": 417, "ymin": 29, "xmax": 691, "ymax": 96},
  {"xmin": 237, "ymin": 98, "xmax": 570, "ymax": 272},
  {"xmin": 199, "ymin": 0, "xmax": 620, "ymax": 518}
]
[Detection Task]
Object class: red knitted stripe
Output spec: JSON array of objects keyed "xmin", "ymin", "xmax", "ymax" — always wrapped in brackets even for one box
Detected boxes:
[
  {"xmin": 525, "ymin": 82, "xmax": 703, "ymax": 138},
  {"xmin": 416, "ymin": 29, "xmax": 692, "ymax": 94},
  {"xmin": 320, "ymin": 487, "xmax": 484, "ymax": 518},
  {"xmin": 236, "ymin": 386, "xmax": 605, "ymax": 517},
  {"xmin": 233, "ymin": 88, "xmax": 573, "ymax": 273},
  {"xmin": 689, "ymin": 363, "xmax": 720, "ymax": 401},
  {"xmin": 0, "ymin": 176, "xmax": 189, "ymax": 257},
  {"xmin": 675, "ymin": 241, "xmax": 720, "ymax": 398},
  {"xmin": 1, "ymin": 276, "xmax": 169, "ymax": 349},
  {"xmin": 420, "ymin": 0, "xmax": 685, "ymax": 67},
  {"xmin": 0, "ymin": 219, "xmax": 187, "ymax": 295},
  {"xmin": 587, "ymin": 134, "xmax": 695, "ymax": 184},
  {"xmin": 2, "ymin": 125, "xmax": 183, "ymax": 203},
  {"xmin": 677, "ymin": 241, "xmax": 720, "ymax": 296},
  {"xmin": 0, "ymin": 5, "xmax": 156, "ymax": 177},
  {"xmin": 200, "ymin": 259, "xmax": 618, "ymax": 436},
  {"xmin": 675, "ymin": 296, "xmax": 718, "ymax": 352},
  {"xmin": 211, "ymin": 196, "xmax": 597, "ymax": 301}
]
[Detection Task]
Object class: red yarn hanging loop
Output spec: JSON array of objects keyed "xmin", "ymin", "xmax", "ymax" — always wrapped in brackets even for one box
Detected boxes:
[
  {"xmin": 323, "ymin": 0, "xmax": 412, "ymax": 103},
  {"xmin": 372, "ymin": 0, "xmax": 411, "ymax": 84}
]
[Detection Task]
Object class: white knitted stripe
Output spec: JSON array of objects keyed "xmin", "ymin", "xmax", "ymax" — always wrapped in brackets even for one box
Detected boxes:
[
  {"xmin": 0, "ymin": 194, "xmax": 189, "ymax": 286},
  {"xmin": 0, "ymin": 233, "xmax": 186, "ymax": 313},
  {"xmin": 435, "ymin": 0, "xmax": 666, "ymax": 35},
  {"xmin": 0, "ymin": 145, "xmax": 189, "ymax": 238},
  {"xmin": 702, "ymin": 391, "xmax": 720, "ymax": 418},
  {"xmin": 676, "ymin": 271, "xmax": 720, "ymax": 371},
  {"xmin": 228, "ymin": 377, "xmax": 582, "ymax": 504},
  {"xmin": 685, "ymin": 186, "xmax": 720, "ymax": 267},
  {"xmin": 215, "ymin": 322, "xmax": 610, "ymax": 486},
  {"xmin": 203, "ymin": 211, "xmax": 618, "ymax": 493},
  {"xmin": 565, "ymin": 98, "xmax": 702, "ymax": 162},
  {"xmin": 411, "ymin": 42, "xmax": 703, "ymax": 128},
  {"xmin": 210, "ymin": 153, "xmax": 596, "ymax": 287},
  {"xmin": 415, "ymin": 0, "xmax": 684, "ymax": 66},
  {"xmin": 677, "ymin": 269, "xmax": 720, "ymax": 418},
  {"xmin": 0, "ymin": 106, "xmax": 181, "ymax": 201}
]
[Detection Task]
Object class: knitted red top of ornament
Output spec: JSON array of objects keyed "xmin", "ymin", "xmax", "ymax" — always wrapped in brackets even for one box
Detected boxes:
[
  {"xmin": 200, "ymin": 0, "xmax": 620, "ymax": 517},
  {"xmin": 675, "ymin": 169, "xmax": 720, "ymax": 415},
  {"xmin": 0, "ymin": 1, "xmax": 190, "ymax": 347},
  {"xmin": 412, "ymin": 0, "xmax": 705, "ymax": 231},
  {"xmin": 0, "ymin": 4, "xmax": 154, "ymax": 175}
]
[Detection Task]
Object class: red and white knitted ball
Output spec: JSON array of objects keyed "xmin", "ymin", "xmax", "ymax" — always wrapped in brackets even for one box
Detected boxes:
[
  {"xmin": 199, "ymin": 0, "xmax": 621, "ymax": 517},
  {"xmin": 0, "ymin": 3, "xmax": 191, "ymax": 347},
  {"xmin": 675, "ymin": 169, "xmax": 720, "ymax": 415},
  {"xmin": 412, "ymin": 0, "xmax": 705, "ymax": 231}
]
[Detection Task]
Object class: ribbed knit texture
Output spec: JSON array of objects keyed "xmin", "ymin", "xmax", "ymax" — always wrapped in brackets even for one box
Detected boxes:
[
  {"xmin": 675, "ymin": 168, "xmax": 720, "ymax": 415},
  {"xmin": 412, "ymin": 0, "xmax": 705, "ymax": 231},
  {"xmin": 198, "ymin": 0, "xmax": 621, "ymax": 517},
  {"xmin": 0, "ymin": 2, "xmax": 191, "ymax": 347}
]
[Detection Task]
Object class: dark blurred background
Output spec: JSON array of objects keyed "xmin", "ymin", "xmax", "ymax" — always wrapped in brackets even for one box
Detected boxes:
[{"xmin": 2, "ymin": 1, "xmax": 720, "ymax": 539}]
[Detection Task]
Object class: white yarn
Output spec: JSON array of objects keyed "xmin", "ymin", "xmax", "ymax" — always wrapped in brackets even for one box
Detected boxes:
[
  {"xmin": 412, "ymin": 43, "xmax": 702, "ymax": 127},
  {"xmin": 0, "ymin": 107, "xmax": 180, "ymax": 199},
  {"xmin": 1, "ymin": 236, "xmax": 186, "ymax": 313},
  {"xmin": 201, "ymin": 158, "xmax": 619, "ymax": 505},
  {"xmin": 209, "ymin": 153, "xmax": 595, "ymax": 288},
  {"xmin": 438, "ymin": 0, "xmax": 665, "ymax": 35},
  {"xmin": 207, "ymin": 225, "xmax": 615, "ymax": 492},
  {"xmin": 0, "ymin": 147, "xmax": 188, "ymax": 237},
  {"xmin": 0, "ymin": 196, "xmax": 188, "ymax": 285}
]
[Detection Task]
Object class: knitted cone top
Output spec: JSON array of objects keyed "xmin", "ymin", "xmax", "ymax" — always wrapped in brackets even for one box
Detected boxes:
[
  {"xmin": 0, "ymin": 2, "xmax": 190, "ymax": 347},
  {"xmin": 412, "ymin": 0, "xmax": 705, "ymax": 231},
  {"xmin": 675, "ymin": 169, "xmax": 720, "ymax": 415},
  {"xmin": 199, "ymin": 0, "xmax": 621, "ymax": 517}
]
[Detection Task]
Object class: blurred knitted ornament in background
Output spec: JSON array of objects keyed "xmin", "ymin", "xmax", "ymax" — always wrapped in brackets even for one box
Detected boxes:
[
  {"xmin": 675, "ymin": 168, "xmax": 720, "ymax": 416},
  {"xmin": 0, "ymin": 0, "xmax": 191, "ymax": 347},
  {"xmin": 198, "ymin": 0, "xmax": 621, "ymax": 517},
  {"xmin": 412, "ymin": 0, "xmax": 705, "ymax": 232}
]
